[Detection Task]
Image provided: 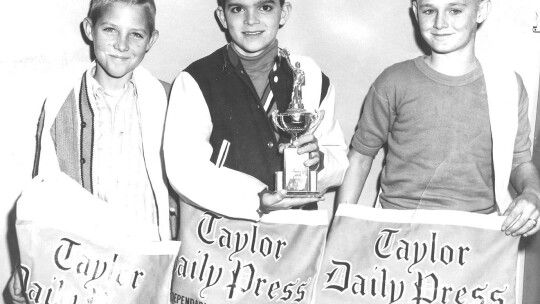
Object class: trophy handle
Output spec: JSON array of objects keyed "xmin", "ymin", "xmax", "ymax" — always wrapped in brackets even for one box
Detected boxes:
[
  {"xmin": 271, "ymin": 110, "xmax": 287, "ymax": 133},
  {"xmin": 306, "ymin": 110, "xmax": 325, "ymax": 135}
]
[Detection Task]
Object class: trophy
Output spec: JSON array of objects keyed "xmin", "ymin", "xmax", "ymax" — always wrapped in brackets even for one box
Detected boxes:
[{"xmin": 272, "ymin": 49, "xmax": 325, "ymax": 198}]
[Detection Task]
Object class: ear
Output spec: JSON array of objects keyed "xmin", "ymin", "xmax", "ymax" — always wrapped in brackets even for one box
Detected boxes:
[
  {"xmin": 279, "ymin": 2, "xmax": 292, "ymax": 26},
  {"xmin": 216, "ymin": 7, "xmax": 228, "ymax": 29},
  {"xmin": 476, "ymin": 0, "xmax": 491, "ymax": 24},
  {"xmin": 145, "ymin": 30, "xmax": 159, "ymax": 52},
  {"xmin": 412, "ymin": 1, "xmax": 419, "ymax": 22},
  {"xmin": 82, "ymin": 17, "xmax": 94, "ymax": 42}
]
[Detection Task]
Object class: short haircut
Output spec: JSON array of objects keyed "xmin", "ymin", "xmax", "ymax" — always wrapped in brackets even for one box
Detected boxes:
[
  {"xmin": 88, "ymin": 0, "xmax": 156, "ymax": 32},
  {"xmin": 218, "ymin": 0, "xmax": 285, "ymax": 8}
]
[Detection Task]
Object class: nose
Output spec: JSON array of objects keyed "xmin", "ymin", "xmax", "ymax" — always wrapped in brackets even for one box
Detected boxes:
[
  {"xmin": 244, "ymin": 9, "xmax": 260, "ymax": 26},
  {"xmin": 433, "ymin": 12, "xmax": 448, "ymax": 30},
  {"xmin": 114, "ymin": 35, "xmax": 129, "ymax": 52}
]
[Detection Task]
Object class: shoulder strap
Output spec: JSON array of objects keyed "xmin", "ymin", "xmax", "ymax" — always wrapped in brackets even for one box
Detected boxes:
[
  {"xmin": 32, "ymin": 102, "xmax": 47, "ymax": 178},
  {"xmin": 159, "ymin": 80, "xmax": 172, "ymax": 101},
  {"xmin": 482, "ymin": 59, "xmax": 519, "ymax": 213}
]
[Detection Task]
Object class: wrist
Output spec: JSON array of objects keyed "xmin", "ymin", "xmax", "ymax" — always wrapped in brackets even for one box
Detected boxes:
[
  {"xmin": 317, "ymin": 150, "xmax": 325, "ymax": 172},
  {"xmin": 257, "ymin": 188, "xmax": 271, "ymax": 216},
  {"xmin": 522, "ymin": 189, "xmax": 540, "ymax": 200},
  {"xmin": 310, "ymin": 151, "xmax": 325, "ymax": 172}
]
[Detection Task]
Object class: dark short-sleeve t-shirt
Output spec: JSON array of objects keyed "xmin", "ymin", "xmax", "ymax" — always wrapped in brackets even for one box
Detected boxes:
[{"xmin": 351, "ymin": 56, "xmax": 531, "ymax": 213}]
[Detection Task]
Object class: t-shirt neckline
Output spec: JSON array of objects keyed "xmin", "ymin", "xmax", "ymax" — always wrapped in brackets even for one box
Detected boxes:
[{"xmin": 414, "ymin": 56, "xmax": 484, "ymax": 87}]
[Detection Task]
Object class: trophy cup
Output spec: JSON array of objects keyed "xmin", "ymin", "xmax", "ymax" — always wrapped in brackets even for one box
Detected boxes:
[{"xmin": 272, "ymin": 49, "xmax": 325, "ymax": 197}]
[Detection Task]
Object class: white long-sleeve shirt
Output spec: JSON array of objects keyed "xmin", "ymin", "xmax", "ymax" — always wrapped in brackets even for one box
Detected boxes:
[{"xmin": 164, "ymin": 51, "xmax": 348, "ymax": 221}]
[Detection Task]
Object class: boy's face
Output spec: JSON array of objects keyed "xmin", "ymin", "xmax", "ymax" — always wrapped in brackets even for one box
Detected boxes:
[
  {"xmin": 216, "ymin": 0, "xmax": 291, "ymax": 57},
  {"xmin": 83, "ymin": 2, "xmax": 158, "ymax": 84},
  {"xmin": 413, "ymin": 0, "xmax": 490, "ymax": 56}
]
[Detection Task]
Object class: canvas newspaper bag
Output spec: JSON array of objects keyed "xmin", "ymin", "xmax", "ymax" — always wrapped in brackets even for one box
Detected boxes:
[
  {"xmin": 314, "ymin": 204, "xmax": 520, "ymax": 304},
  {"xmin": 14, "ymin": 173, "xmax": 180, "ymax": 304},
  {"xmin": 170, "ymin": 201, "xmax": 328, "ymax": 304}
]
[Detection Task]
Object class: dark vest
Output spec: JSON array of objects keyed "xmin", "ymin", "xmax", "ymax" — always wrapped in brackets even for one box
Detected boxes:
[{"xmin": 185, "ymin": 46, "xmax": 330, "ymax": 191}]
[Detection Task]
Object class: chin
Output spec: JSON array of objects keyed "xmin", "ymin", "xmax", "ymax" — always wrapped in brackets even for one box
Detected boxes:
[
  {"xmin": 105, "ymin": 68, "xmax": 133, "ymax": 79},
  {"xmin": 242, "ymin": 41, "xmax": 271, "ymax": 52},
  {"xmin": 241, "ymin": 45, "xmax": 265, "ymax": 53},
  {"xmin": 431, "ymin": 47, "xmax": 459, "ymax": 55},
  {"xmin": 425, "ymin": 43, "xmax": 454, "ymax": 55}
]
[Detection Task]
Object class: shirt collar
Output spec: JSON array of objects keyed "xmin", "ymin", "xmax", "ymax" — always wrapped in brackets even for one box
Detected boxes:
[{"xmin": 85, "ymin": 62, "xmax": 137, "ymax": 99}]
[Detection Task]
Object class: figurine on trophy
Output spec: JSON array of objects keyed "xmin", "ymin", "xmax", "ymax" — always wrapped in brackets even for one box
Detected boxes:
[{"xmin": 272, "ymin": 49, "xmax": 325, "ymax": 197}]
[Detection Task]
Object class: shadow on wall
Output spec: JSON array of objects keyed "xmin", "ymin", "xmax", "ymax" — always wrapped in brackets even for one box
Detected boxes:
[
  {"xmin": 80, "ymin": 22, "xmax": 95, "ymax": 63},
  {"xmin": 214, "ymin": 6, "xmax": 231, "ymax": 44},
  {"xmin": 3, "ymin": 198, "xmax": 20, "ymax": 304},
  {"xmin": 409, "ymin": 7, "xmax": 431, "ymax": 56},
  {"xmin": 82, "ymin": 2, "xmax": 95, "ymax": 62}
]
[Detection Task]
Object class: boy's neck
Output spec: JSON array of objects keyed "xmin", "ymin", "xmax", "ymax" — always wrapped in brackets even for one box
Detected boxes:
[
  {"xmin": 425, "ymin": 51, "xmax": 479, "ymax": 77},
  {"xmin": 94, "ymin": 67, "xmax": 134, "ymax": 91}
]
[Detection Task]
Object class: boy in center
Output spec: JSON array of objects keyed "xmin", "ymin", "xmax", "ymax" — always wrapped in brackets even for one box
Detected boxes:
[{"xmin": 164, "ymin": 0, "xmax": 348, "ymax": 219}]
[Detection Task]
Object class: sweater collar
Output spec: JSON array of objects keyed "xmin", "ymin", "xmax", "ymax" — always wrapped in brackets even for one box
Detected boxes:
[
  {"xmin": 227, "ymin": 39, "xmax": 278, "ymax": 72},
  {"xmin": 227, "ymin": 40, "xmax": 279, "ymax": 71}
]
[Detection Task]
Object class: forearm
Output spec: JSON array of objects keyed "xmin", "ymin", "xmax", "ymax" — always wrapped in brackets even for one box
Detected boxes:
[
  {"xmin": 166, "ymin": 161, "xmax": 266, "ymax": 220},
  {"xmin": 510, "ymin": 161, "xmax": 540, "ymax": 198},
  {"xmin": 312, "ymin": 84, "xmax": 348, "ymax": 190},
  {"xmin": 164, "ymin": 73, "xmax": 266, "ymax": 220},
  {"xmin": 501, "ymin": 161, "xmax": 540, "ymax": 237},
  {"xmin": 317, "ymin": 143, "xmax": 349, "ymax": 191},
  {"xmin": 336, "ymin": 150, "xmax": 374, "ymax": 206}
]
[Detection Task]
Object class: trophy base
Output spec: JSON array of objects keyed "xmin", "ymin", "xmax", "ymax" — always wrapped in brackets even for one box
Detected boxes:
[
  {"xmin": 275, "ymin": 167, "xmax": 319, "ymax": 198},
  {"xmin": 283, "ymin": 191, "xmax": 323, "ymax": 198}
]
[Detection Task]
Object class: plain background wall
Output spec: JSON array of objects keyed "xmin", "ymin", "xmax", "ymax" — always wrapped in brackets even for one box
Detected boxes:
[{"xmin": 1, "ymin": 1, "xmax": 539, "ymax": 303}]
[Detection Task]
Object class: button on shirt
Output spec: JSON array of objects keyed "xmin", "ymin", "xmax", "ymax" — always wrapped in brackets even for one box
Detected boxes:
[{"xmin": 86, "ymin": 70, "xmax": 156, "ymax": 227}]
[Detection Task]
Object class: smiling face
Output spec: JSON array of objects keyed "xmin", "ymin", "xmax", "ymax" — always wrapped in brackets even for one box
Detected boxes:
[
  {"xmin": 413, "ymin": 0, "xmax": 489, "ymax": 56},
  {"xmin": 83, "ymin": 2, "xmax": 158, "ymax": 88},
  {"xmin": 216, "ymin": 0, "xmax": 291, "ymax": 57}
]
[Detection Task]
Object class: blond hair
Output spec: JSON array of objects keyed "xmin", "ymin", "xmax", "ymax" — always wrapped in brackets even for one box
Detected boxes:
[{"xmin": 88, "ymin": 0, "xmax": 156, "ymax": 32}]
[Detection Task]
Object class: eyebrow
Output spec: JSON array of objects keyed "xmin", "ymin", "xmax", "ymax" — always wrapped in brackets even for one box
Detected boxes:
[
  {"xmin": 419, "ymin": 2, "xmax": 468, "ymax": 8},
  {"xmin": 98, "ymin": 21, "xmax": 149, "ymax": 34},
  {"xmin": 227, "ymin": 0, "xmax": 278, "ymax": 7},
  {"xmin": 447, "ymin": 2, "xmax": 468, "ymax": 6},
  {"xmin": 258, "ymin": 0, "xmax": 279, "ymax": 5}
]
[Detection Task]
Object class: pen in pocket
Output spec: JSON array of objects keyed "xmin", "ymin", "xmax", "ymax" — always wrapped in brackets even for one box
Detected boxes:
[{"xmin": 216, "ymin": 139, "xmax": 230, "ymax": 168}]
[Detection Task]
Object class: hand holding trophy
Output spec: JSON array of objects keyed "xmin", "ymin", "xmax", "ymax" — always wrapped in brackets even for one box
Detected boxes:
[{"xmin": 272, "ymin": 49, "xmax": 325, "ymax": 198}]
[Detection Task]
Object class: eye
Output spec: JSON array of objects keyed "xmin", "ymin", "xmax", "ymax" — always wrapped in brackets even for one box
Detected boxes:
[
  {"xmin": 449, "ymin": 9, "xmax": 462, "ymax": 15},
  {"xmin": 130, "ymin": 32, "xmax": 145, "ymax": 39},
  {"xmin": 260, "ymin": 5, "xmax": 273, "ymax": 12},
  {"xmin": 422, "ymin": 9, "xmax": 435, "ymax": 15},
  {"xmin": 102, "ymin": 27, "xmax": 117, "ymax": 33},
  {"xmin": 230, "ymin": 6, "xmax": 244, "ymax": 13}
]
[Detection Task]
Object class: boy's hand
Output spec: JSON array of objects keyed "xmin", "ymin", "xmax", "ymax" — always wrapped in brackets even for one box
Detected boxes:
[
  {"xmin": 259, "ymin": 190, "xmax": 323, "ymax": 213},
  {"xmin": 279, "ymin": 133, "xmax": 320, "ymax": 168},
  {"xmin": 502, "ymin": 192, "xmax": 540, "ymax": 237},
  {"xmin": 8, "ymin": 268, "xmax": 27, "ymax": 304}
]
